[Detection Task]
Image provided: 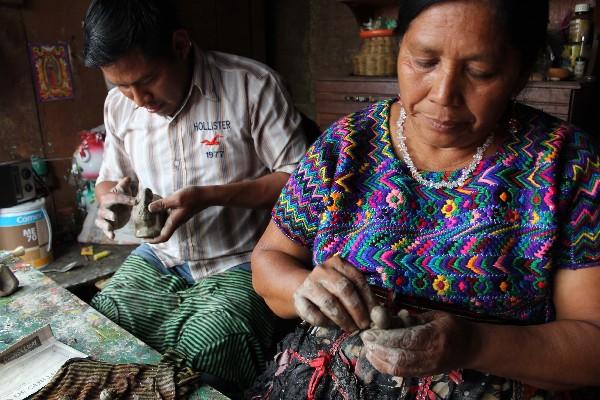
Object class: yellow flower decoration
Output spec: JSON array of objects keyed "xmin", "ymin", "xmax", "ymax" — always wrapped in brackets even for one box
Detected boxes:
[
  {"xmin": 326, "ymin": 192, "xmax": 343, "ymax": 212},
  {"xmin": 433, "ymin": 275, "xmax": 450, "ymax": 295},
  {"xmin": 441, "ymin": 199, "xmax": 458, "ymax": 218}
]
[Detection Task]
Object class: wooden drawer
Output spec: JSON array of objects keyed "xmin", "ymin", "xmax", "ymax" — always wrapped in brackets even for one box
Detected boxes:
[
  {"xmin": 315, "ymin": 78, "xmax": 591, "ymax": 130},
  {"xmin": 517, "ymin": 86, "xmax": 572, "ymax": 105},
  {"xmin": 315, "ymin": 77, "xmax": 398, "ymax": 128}
]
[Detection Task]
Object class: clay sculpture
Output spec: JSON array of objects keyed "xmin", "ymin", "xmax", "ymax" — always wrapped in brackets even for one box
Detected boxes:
[
  {"xmin": 132, "ymin": 188, "xmax": 167, "ymax": 238},
  {"xmin": 355, "ymin": 305, "xmax": 416, "ymax": 384},
  {"xmin": 0, "ymin": 264, "xmax": 19, "ymax": 297},
  {"xmin": 0, "ymin": 247, "xmax": 23, "ymax": 297}
]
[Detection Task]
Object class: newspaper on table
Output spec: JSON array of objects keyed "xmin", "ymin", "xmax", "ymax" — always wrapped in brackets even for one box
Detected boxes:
[{"xmin": 0, "ymin": 325, "xmax": 87, "ymax": 400}]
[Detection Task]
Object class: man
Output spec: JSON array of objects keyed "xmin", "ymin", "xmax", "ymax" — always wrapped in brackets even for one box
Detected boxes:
[{"xmin": 82, "ymin": 0, "xmax": 308, "ymax": 391}]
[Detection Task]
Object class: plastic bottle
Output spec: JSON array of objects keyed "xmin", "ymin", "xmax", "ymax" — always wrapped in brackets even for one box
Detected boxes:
[{"xmin": 569, "ymin": 3, "xmax": 592, "ymax": 43}]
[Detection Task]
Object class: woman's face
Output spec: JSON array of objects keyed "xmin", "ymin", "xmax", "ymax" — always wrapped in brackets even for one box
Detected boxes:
[{"xmin": 397, "ymin": 0, "xmax": 523, "ymax": 149}]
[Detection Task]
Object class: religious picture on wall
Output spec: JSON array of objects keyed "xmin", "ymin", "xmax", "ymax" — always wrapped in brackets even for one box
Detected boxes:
[{"xmin": 28, "ymin": 42, "xmax": 75, "ymax": 102}]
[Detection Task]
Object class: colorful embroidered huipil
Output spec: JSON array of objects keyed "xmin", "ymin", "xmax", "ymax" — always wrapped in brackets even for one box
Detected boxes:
[{"xmin": 273, "ymin": 99, "xmax": 600, "ymax": 324}]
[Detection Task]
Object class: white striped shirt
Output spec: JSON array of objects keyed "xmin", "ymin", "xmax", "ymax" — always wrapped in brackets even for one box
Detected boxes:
[{"xmin": 97, "ymin": 45, "xmax": 308, "ymax": 279}]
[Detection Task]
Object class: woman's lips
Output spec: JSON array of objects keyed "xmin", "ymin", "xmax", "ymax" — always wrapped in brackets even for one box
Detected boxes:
[{"xmin": 424, "ymin": 116, "xmax": 468, "ymax": 132}]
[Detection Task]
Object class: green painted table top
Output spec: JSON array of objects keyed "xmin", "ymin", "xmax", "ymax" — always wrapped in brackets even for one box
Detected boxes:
[
  {"xmin": 0, "ymin": 260, "xmax": 160, "ymax": 364},
  {"xmin": 0, "ymin": 260, "xmax": 229, "ymax": 399}
]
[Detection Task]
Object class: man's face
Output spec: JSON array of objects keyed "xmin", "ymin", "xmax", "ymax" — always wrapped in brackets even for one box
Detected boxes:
[{"xmin": 101, "ymin": 48, "xmax": 190, "ymax": 117}]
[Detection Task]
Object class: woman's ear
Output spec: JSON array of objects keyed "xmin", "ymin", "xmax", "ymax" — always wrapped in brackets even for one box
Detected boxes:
[
  {"xmin": 172, "ymin": 29, "xmax": 192, "ymax": 60},
  {"xmin": 512, "ymin": 69, "xmax": 531, "ymax": 98}
]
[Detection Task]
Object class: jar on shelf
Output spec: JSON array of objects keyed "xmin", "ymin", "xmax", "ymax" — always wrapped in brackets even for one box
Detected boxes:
[
  {"xmin": 352, "ymin": 29, "xmax": 398, "ymax": 76},
  {"xmin": 569, "ymin": 3, "xmax": 592, "ymax": 44}
]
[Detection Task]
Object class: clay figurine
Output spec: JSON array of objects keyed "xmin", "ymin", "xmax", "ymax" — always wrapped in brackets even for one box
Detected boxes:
[
  {"xmin": 132, "ymin": 188, "xmax": 167, "ymax": 238},
  {"xmin": 0, "ymin": 264, "xmax": 19, "ymax": 297},
  {"xmin": 355, "ymin": 306, "xmax": 416, "ymax": 384},
  {"xmin": 0, "ymin": 246, "xmax": 23, "ymax": 297},
  {"xmin": 370, "ymin": 305, "xmax": 415, "ymax": 329}
]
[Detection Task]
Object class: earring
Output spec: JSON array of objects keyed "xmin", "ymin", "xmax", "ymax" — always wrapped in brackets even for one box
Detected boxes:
[{"xmin": 507, "ymin": 99, "xmax": 520, "ymax": 135}]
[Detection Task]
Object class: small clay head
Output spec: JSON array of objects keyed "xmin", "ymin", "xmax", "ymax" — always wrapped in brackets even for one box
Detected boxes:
[
  {"xmin": 132, "ymin": 188, "xmax": 167, "ymax": 238},
  {"xmin": 0, "ymin": 264, "xmax": 19, "ymax": 297}
]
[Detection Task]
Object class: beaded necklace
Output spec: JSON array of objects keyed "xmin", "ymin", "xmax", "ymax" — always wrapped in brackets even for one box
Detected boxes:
[{"xmin": 395, "ymin": 107, "xmax": 494, "ymax": 189}]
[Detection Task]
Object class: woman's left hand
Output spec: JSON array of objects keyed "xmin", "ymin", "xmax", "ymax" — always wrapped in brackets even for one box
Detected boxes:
[{"xmin": 360, "ymin": 311, "xmax": 478, "ymax": 377}]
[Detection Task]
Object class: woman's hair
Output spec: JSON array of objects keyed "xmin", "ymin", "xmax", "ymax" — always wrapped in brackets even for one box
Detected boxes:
[
  {"xmin": 83, "ymin": 0, "xmax": 182, "ymax": 68},
  {"xmin": 395, "ymin": 0, "xmax": 549, "ymax": 77}
]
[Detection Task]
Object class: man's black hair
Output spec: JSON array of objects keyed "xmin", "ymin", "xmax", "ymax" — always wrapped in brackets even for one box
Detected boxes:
[
  {"xmin": 83, "ymin": 0, "xmax": 182, "ymax": 68},
  {"xmin": 395, "ymin": 0, "xmax": 549, "ymax": 78}
]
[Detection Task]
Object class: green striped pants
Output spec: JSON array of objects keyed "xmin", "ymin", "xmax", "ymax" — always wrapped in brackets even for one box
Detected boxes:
[{"xmin": 90, "ymin": 255, "xmax": 275, "ymax": 388}]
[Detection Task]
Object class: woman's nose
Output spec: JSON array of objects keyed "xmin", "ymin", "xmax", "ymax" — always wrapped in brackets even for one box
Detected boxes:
[{"xmin": 429, "ymin": 66, "xmax": 463, "ymax": 107}]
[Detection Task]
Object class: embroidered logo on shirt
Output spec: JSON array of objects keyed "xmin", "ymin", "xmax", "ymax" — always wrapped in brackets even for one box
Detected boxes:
[
  {"xmin": 201, "ymin": 134, "xmax": 223, "ymax": 146},
  {"xmin": 193, "ymin": 120, "xmax": 231, "ymax": 131}
]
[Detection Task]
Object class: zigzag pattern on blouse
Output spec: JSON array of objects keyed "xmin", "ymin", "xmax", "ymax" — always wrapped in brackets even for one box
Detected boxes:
[{"xmin": 273, "ymin": 99, "xmax": 600, "ymax": 323}]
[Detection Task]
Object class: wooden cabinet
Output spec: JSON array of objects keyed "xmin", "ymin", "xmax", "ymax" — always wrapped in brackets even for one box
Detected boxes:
[
  {"xmin": 315, "ymin": 0, "xmax": 599, "ymax": 134},
  {"xmin": 315, "ymin": 76, "xmax": 598, "ymax": 132},
  {"xmin": 315, "ymin": 76, "xmax": 397, "ymax": 128}
]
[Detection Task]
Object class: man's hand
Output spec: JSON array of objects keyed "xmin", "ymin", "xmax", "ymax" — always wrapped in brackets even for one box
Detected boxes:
[
  {"xmin": 95, "ymin": 177, "xmax": 136, "ymax": 240},
  {"xmin": 293, "ymin": 255, "xmax": 377, "ymax": 332},
  {"xmin": 146, "ymin": 186, "xmax": 208, "ymax": 244},
  {"xmin": 360, "ymin": 311, "xmax": 477, "ymax": 376}
]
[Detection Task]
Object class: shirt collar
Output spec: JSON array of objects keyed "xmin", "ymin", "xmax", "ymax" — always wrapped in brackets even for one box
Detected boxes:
[
  {"xmin": 165, "ymin": 43, "xmax": 217, "ymax": 122},
  {"xmin": 192, "ymin": 44, "xmax": 218, "ymax": 101}
]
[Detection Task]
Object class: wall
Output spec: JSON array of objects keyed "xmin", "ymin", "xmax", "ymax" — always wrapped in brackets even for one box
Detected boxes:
[
  {"xmin": 265, "ymin": 0, "xmax": 358, "ymax": 118},
  {"xmin": 0, "ymin": 0, "xmax": 108, "ymax": 239},
  {"xmin": 178, "ymin": 0, "xmax": 266, "ymax": 62},
  {"xmin": 0, "ymin": 0, "xmax": 267, "ymax": 241},
  {"xmin": 264, "ymin": 0, "xmax": 312, "ymax": 116}
]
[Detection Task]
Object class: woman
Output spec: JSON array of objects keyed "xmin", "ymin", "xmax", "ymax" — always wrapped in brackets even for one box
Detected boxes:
[{"xmin": 249, "ymin": 0, "xmax": 600, "ymax": 398}]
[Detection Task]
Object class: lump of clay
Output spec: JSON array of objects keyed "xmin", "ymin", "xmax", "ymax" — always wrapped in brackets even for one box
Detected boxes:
[
  {"xmin": 370, "ymin": 305, "xmax": 414, "ymax": 329},
  {"xmin": 132, "ymin": 188, "xmax": 167, "ymax": 238},
  {"xmin": 0, "ymin": 264, "xmax": 19, "ymax": 297}
]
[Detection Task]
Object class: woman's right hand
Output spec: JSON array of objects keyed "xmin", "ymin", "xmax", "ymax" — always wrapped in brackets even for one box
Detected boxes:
[
  {"xmin": 95, "ymin": 177, "xmax": 136, "ymax": 239},
  {"xmin": 293, "ymin": 255, "xmax": 377, "ymax": 332}
]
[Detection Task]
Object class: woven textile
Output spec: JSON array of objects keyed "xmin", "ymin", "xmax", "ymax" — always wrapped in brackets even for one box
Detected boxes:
[
  {"xmin": 31, "ymin": 350, "xmax": 201, "ymax": 400},
  {"xmin": 91, "ymin": 255, "xmax": 275, "ymax": 388},
  {"xmin": 272, "ymin": 99, "xmax": 600, "ymax": 324}
]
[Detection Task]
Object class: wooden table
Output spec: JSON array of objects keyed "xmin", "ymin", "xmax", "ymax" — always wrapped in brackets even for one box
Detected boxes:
[
  {"xmin": 0, "ymin": 259, "xmax": 227, "ymax": 399},
  {"xmin": 40, "ymin": 243, "xmax": 135, "ymax": 290}
]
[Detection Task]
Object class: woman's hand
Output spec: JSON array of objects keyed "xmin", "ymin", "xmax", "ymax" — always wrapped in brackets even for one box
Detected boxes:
[
  {"xmin": 360, "ymin": 311, "xmax": 477, "ymax": 376},
  {"xmin": 293, "ymin": 255, "xmax": 377, "ymax": 332}
]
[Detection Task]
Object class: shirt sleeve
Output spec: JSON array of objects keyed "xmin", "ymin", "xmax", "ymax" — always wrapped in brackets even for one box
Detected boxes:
[
  {"xmin": 555, "ymin": 128, "xmax": 600, "ymax": 269},
  {"xmin": 247, "ymin": 71, "xmax": 308, "ymax": 174},
  {"xmin": 96, "ymin": 89, "xmax": 137, "ymax": 185},
  {"xmin": 271, "ymin": 125, "xmax": 340, "ymax": 248}
]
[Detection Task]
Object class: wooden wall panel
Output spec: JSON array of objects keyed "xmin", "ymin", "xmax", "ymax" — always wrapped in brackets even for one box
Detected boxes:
[
  {"xmin": 178, "ymin": 0, "xmax": 266, "ymax": 62},
  {"xmin": 1, "ymin": 0, "xmax": 268, "ymax": 240},
  {"xmin": 20, "ymin": 0, "xmax": 108, "ymax": 221},
  {"xmin": 0, "ymin": 8, "xmax": 44, "ymax": 162},
  {"xmin": 0, "ymin": 0, "xmax": 108, "ymax": 238}
]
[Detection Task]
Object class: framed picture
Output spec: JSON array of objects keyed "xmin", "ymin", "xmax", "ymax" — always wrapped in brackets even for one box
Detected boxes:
[{"xmin": 28, "ymin": 42, "xmax": 75, "ymax": 102}]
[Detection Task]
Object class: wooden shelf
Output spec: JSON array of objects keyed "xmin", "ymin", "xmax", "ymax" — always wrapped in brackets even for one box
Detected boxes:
[
  {"xmin": 337, "ymin": 0, "xmax": 397, "ymax": 5},
  {"xmin": 337, "ymin": 0, "xmax": 398, "ymax": 25}
]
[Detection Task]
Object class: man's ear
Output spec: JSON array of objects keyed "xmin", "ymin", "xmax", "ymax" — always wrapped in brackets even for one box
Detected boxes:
[{"xmin": 172, "ymin": 29, "xmax": 192, "ymax": 60}]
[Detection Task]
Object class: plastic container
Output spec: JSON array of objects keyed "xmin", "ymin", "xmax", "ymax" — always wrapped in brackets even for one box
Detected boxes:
[
  {"xmin": 569, "ymin": 3, "xmax": 592, "ymax": 43},
  {"xmin": 574, "ymin": 57, "xmax": 587, "ymax": 78},
  {"xmin": 562, "ymin": 42, "xmax": 591, "ymax": 71},
  {"xmin": 0, "ymin": 198, "xmax": 52, "ymax": 268}
]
